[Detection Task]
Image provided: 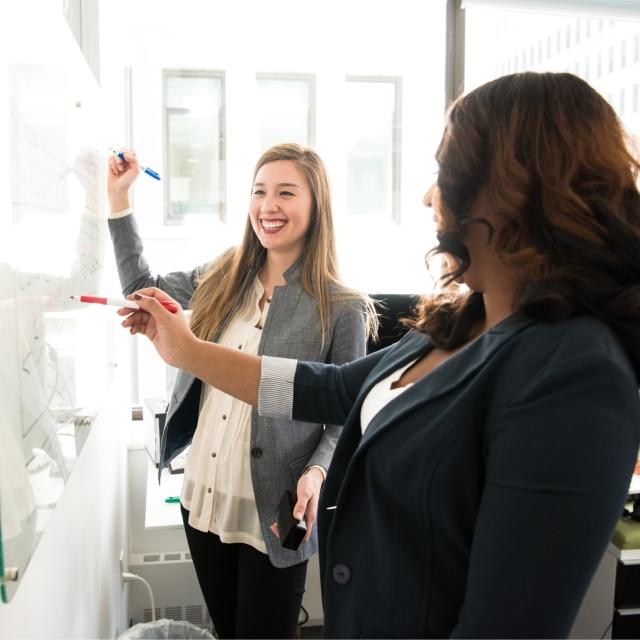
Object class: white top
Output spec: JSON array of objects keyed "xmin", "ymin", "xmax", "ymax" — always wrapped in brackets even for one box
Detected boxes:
[
  {"xmin": 180, "ymin": 277, "xmax": 269, "ymax": 553},
  {"xmin": 359, "ymin": 358, "xmax": 417, "ymax": 433}
]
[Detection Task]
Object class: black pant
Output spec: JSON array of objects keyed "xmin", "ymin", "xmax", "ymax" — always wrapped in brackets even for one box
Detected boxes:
[{"xmin": 181, "ymin": 506, "xmax": 307, "ymax": 639}]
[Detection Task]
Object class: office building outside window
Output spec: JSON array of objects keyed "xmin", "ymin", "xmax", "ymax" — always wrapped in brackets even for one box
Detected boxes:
[
  {"xmin": 346, "ymin": 77, "xmax": 401, "ymax": 222},
  {"xmin": 256, "ymin": 74, "xmax": 314, "ymax": 151},
  {"xmin": 163, "ymin": 70, "xmax": 226, "ymax": 222},
  {"xmin": 464, "ymin": 6, "xmax": 640, "ymax": 140}
]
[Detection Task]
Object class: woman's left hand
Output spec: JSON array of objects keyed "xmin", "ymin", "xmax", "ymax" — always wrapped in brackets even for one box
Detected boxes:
[
  {"xmin": 294, "ymin": 467, "xmax": 324, "ymax": 544},
  {"xmin": 270, "ymin": 467, "xmax": 324, "ymax": 544}
]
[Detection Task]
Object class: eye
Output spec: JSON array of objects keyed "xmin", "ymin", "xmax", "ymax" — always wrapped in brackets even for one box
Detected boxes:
[
  {"xmin": 252, "ymin": 189, "xmax": 265, "ymax": 196},
  {"xmin": 280, "ymin": 191, "xmax": 294, "ymax": 197}
]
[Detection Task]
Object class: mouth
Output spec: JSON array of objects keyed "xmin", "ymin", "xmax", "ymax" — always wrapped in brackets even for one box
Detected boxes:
[{"xmin": 260, "ymin": 219, "xmax": 288, "ymax": 234}]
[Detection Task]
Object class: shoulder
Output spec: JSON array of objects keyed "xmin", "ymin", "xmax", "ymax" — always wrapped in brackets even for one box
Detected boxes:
[
  {"xmin": 505, "ymin": 315, "xmax": 636, "ymax": 384},
  {"xmin": 328, "ymin": 283, "xmax": 370, "ymax": 315},
  {"xmin": 519, "ymin": 315, "xmax": 627, "ymax": 357}
]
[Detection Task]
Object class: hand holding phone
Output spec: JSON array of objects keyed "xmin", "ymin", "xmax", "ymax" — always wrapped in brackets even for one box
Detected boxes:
[{"xmin": 276, "ymin": 489, "xmax": 307, "ymax": 550}]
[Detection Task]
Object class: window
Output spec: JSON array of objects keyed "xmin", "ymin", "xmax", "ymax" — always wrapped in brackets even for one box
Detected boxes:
[
  {"xmin": 62, "ymin": 0, "xmax": 100, "ymax": 83},
  {"xmin": 609, "ymin": 45, "xmax": 615, "ymax": 72},
  {"xmin": 163, "ymin": 70, "xmax": 225, "ymax": 222},
  {"xmin": 256, "ymin": 74, "xmax": 314, "ymax": 151},
  {"xmin": 464, "ymin": 5, "xmax": 640, "ymax": 140},
  {"xmin": 109, "ymin": 1, "xmax": 447, "ymax": 300},
  {"xmin": 345, "ymin": 77, "xmax": 401, "ymax": 221}
]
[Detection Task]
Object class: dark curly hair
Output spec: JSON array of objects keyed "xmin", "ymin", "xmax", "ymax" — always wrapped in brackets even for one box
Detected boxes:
[{"xmin": 406, "ymin": 72, "xmax": 640, "ymax": 375}]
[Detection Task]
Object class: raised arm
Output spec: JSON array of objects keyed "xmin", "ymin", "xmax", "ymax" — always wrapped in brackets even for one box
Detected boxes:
[
  {"xmin": 107, "ymin": 150, "xmax": 208, "ymax": 307},
  {"xmin": 124, "ymin": 288, "xmax": 389, "ymax": 420},
  {"xmin": 108, "ymin": 215, "xmax": 209, "ymax": 307}
]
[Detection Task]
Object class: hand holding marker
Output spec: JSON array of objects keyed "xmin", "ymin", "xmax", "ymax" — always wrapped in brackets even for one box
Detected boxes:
[
  {"xmin": 70, "ymin": 295, "xmax": 178, "ymax": 314},
  {"xmin": 112, "ymin": 150, "xmax": 161, "ymax": 181}
]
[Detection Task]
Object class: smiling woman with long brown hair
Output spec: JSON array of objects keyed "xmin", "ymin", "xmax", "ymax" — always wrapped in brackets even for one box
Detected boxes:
[
  {"xmin": 120, "ymin": 73, "xmax": 640, "ymax": 638},
  {"xmin": 107, "ymin": 143, "xmax": 375, "ymax": 639}
]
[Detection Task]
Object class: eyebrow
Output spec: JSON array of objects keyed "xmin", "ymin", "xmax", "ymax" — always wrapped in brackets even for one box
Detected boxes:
[{"xmin": 253, "ymin": 182, "xmax": 301, "ymax": 189}]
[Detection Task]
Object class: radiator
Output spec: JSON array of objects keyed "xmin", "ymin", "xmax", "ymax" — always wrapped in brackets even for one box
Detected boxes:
[{"xmin": 127, "ymin": 550, "xmax": 213, "ymax": 632}]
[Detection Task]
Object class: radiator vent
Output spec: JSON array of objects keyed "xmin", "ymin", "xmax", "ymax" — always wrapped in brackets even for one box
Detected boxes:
[
  {"xmin": 185, "ymin": 605, "xmax": 204, "ymax": 626},
  {"xmin": 165, "ymin": 606, "xmax": 182, "ymax": 620},
  {"xmin": 141, "ymin": 606, "xmax": 211, "ymax": 629},
  {"xmin": 142, "ymin": 553, "xmax": 161, "ymax": 563},
  {"xmin": 133, "ymin": 551, "xmax": 191, "ymax": 565},
  {"xmin": 143, "ymin": 608, "xmax": 161, "ymax": 623}
]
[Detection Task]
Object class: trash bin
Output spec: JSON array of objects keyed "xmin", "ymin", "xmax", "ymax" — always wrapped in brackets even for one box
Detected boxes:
[{"xmin": 118, "ymin": 619, "xmax": 215, "ymax": 639}]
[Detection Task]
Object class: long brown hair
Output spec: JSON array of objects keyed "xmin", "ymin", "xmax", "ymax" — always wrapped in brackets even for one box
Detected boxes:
[
  {"xmin": 407, "ymin": 72, "xmax": 640, "ymax": 372},
  {"xmin": 189, "ymin": 143, "xmax": 377, "ymax": 343}
]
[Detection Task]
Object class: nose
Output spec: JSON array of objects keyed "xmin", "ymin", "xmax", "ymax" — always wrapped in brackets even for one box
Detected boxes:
[
  {"xmin": 261, "ymin": 194, "xmax": 279, "ymax": 213},
  {"xmin": 423, "ymin": 183, "xmax": 437, "ymax": 208}
]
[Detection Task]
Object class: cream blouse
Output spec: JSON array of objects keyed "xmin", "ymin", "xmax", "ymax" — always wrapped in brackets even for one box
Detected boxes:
[{"xmin": 180, "ymin": 277, "xmax": 269, "ymax": 553}]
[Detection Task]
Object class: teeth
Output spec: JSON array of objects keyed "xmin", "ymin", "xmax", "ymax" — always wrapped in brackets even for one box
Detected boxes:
[{"xmin": 262, "ymin": 220, "xmax": 286, "ymax": 229}]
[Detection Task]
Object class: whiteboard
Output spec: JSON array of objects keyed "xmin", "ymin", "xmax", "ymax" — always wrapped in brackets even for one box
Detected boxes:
[{"xmin": 0, "ymin": 2, "xmax": 113, "ymax": 602}]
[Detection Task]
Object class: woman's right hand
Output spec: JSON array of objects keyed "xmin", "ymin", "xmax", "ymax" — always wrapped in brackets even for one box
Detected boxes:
[
  {"xmin": 119, "ymin": 287, "xmax": 199, "ymax": 370},
  {"xmin": 107, "ymin": 149, "xmax": 141, "ymax": 212}
]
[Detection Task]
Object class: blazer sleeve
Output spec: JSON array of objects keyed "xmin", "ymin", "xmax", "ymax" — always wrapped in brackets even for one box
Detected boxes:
[
  {"xmin": 259, "ymin": 342, "xmax": 394, "ymax": 426},
  {"xmin": 305, "ymin": 299, "xmax": 368, "ymax": 471},
  {"xmin": 108, "ymin": 214, "xmax": 211, "ymax": 308},
  {"xmin": 451, "ymin": 345, "xmax": 640, "ymax": 638}
]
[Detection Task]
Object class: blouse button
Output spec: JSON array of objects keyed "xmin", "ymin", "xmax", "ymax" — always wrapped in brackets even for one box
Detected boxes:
[
  {"xmin": 207, "ymin": 487, "xmax": 212, "ymax": 494},
  {"xmin": 266, "ymin": 297, "xmax": 271, "ymax": 303},
  {"xmin": 238, "ymin": 345, "xmax": 242, "ymax": 350},
  {"xmin": 211, "ymin": 452, "xmax": 216, "ymax": 458},
  {"xmin": 222, "ymin": 414, "xmax": 227, "ymax": 420}
]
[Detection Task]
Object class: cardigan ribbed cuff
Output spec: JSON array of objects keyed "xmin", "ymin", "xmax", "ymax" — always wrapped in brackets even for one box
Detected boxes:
[
  {"xmin": 110, "ymin": 206, "xmax": 133, "ymax": 219},
  {"xmin": 258, "ymin": 355, "xmax": 297, "ymax": 419}
]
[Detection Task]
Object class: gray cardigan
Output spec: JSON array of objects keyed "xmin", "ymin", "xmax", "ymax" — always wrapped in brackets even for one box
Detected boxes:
[{"xmin": 108, "ymin": 214, "xmax": 367, "ymax": 567}]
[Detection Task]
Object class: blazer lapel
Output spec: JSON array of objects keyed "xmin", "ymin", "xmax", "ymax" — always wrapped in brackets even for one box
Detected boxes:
[
  {"xmin": 358, "ymin": 313, "xmax": 535, "ymax": 447},
  {"xmin": 320, "ymin": 331, "xmax": 432, "ymax": 505}
]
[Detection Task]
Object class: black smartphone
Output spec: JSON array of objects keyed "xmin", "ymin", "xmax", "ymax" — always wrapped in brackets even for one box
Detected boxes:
[{"xmin": 276, "ymin": 489, "xmax": 307, "ymax": 550}]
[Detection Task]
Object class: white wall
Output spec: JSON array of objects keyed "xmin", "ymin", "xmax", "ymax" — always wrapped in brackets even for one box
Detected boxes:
[{"xmin": 0, "ymin": 384, "xmax": 129, "ymax": 639}]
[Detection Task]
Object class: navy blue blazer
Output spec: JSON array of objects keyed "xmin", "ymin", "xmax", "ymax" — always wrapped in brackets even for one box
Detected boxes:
[{"xmin": 291, "ymin": 314, "xmax": 640, "ymax": 638}]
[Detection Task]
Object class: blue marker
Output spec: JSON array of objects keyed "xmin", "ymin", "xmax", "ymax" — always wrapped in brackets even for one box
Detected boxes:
[{"xmin": 113, "ymin": 150, "xmax": 161, "ymax": 181}]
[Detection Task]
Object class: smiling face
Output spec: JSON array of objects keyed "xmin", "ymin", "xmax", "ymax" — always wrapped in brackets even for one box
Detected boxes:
[{"xmin": 249, "ymin": 159, "xmax": 313, "ymax": 260}]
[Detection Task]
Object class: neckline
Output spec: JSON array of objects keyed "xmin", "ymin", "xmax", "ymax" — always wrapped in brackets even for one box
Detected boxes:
[{"xmin": 387, "ymin": 357, "xmax": 417, "ymax": 390}]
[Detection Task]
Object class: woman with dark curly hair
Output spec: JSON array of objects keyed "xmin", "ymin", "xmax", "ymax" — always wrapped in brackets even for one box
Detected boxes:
[{"xmin": 120, "ymin": 72, "xmax": 640, "ymax": 638}]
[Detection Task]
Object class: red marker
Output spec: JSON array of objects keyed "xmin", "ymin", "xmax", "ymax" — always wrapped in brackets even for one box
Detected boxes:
[{"xmin": 70, "ymin": 295, "xmax": 178, "ymax": 313}]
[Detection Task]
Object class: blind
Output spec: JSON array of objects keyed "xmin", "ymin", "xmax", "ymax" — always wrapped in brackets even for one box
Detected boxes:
[{"xmin": 461, "ymin": 1, "xmax": 640, "ymax": 20}]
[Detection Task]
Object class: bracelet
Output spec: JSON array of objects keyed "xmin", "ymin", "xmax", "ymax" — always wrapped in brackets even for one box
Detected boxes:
[{"xmin": 303, "ymin": 465, "xmax": 326, "ymax": 481}]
